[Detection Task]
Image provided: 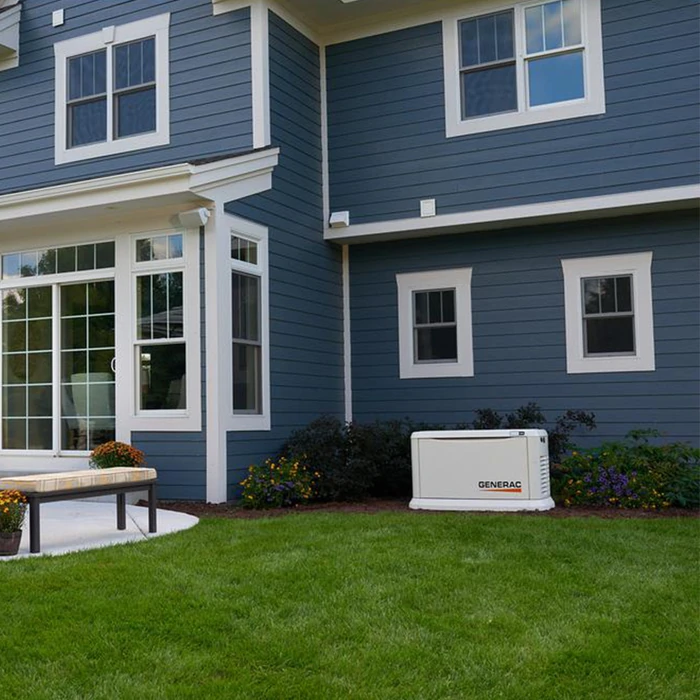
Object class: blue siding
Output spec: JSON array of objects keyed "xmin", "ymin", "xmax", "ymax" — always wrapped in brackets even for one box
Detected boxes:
[
  {"xmin": 225, "ymin": 12, "xmax": 344, "ymax": 499},
  {"xmin": 131, "ymin": 230, "xmax": 208, "ymax": 502},
  {"xmin": 0, "ymin": 0, "xmax": 252, "ymax": 196},
  {"xmin": 327, "ymin": 0, "xmax": 700, "ymax": 224},
  {"xmin": 349, "ymin": 210, "xmax": 700, "ymax": 447}
]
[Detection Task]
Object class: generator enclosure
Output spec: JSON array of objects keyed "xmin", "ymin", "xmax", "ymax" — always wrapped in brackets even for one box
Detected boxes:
[{"xmin": 410, "ymin": 429, "xmax": 555, "ymax": 511}]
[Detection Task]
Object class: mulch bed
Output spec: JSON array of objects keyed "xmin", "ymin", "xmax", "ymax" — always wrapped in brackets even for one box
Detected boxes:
[{"xmin": 153, "ymin": 498, "xmax": 699, "ymax": 520}]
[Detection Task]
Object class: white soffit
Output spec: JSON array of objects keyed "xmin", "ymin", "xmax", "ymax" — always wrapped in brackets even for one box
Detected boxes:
[{"xmin": 0, "ymin": 148, "xmax": 279, "ymax": 236}]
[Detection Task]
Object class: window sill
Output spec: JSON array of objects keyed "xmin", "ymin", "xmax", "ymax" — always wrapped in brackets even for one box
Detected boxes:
[
  {"xmin": 566, "ymin": 355, "xmax": 655, "ymax": 375},
  {"xmin": 445, "ymin": 99, "xmax": 605, "ymax": 138},
  {"xmin": 55, "ymin": 130, "xmax": 170, "ymax": 166},
  {"xmin": 228, "ymin": 414, "xmax": 271, "ymax": 432}
]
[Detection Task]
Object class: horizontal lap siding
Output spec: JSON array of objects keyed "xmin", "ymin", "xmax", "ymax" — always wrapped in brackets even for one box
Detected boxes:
[
  {"xmin": 349, "ymin": 210, "xmax": 700, "ymax": 446},
  {"xmin": 327, "ymin": 0, "xmax": 700, "ymax": 224},
  {"xmin": 225, "ymin": 13, "xmax": 343, "ymax": 499},
  {"xmin": 0, "ymin": 0, "xmax": 252, "ymax": 195}
]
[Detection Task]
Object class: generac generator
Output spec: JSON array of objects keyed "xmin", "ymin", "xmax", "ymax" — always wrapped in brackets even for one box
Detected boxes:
[{"xmin": 410, "ymin": 429, "xmax": 555, "ymax": 511}]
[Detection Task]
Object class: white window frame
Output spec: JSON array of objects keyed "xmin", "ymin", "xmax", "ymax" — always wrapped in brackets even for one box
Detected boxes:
[
  {"xmin": 561, "ymin": 252, "xmax": 655, "ymax": 374},
  {"xmin": 443, "ymin": 0, "xmax": 605, "ymax": 138},
  {"xmin": 228, "ymin": 218, "xmax": 270, "ymax": 431},
  {"xmin": 54, "ymin": 13, "xmax": 170, "ymax": 165},
  {"xmin": 396, "ymin": 268, "xmax": 474, "ymax": 379},
  {"xmin": 125, "ymin": 227, "xmax": 201, "ymax": 431},
  {"xmin": 0, "ymin": 243, "xmax": 115, "ymax": 459}
]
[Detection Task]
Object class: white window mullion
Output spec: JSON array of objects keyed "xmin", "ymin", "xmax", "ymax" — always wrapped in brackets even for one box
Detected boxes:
[
  {"xmin": 514, "ymin": 4, "xmax": 527, "ymax": 113},
  {"xmin": 51, "ymin": 284, "xmax": 61, "ymax": 456},
  {"xmin": 105, "ymin": 45, "xmax": 114, "ymax": 145}
]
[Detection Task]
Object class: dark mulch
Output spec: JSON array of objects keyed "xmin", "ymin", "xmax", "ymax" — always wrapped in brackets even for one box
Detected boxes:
[{"xmin": 151, "ymin": 498, "xmax": 699, "ymax": 520}]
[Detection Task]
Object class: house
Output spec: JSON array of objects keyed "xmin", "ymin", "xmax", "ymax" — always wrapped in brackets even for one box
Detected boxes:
[{"xmin": 0, "ymin": 0, "xmax": 697, "ymax": 502}]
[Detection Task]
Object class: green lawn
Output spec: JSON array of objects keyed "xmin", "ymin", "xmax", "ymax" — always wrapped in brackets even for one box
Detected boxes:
[{"xmin": 1, "ymin": 512, "xmax": 698, "ymax": 700}]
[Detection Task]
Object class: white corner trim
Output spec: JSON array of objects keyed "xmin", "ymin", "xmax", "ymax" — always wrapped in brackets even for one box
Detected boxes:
[
  {"xmin": 320, "ymin": 46, "xmax": 330, "ymax": 235},
  {"xmin": 251, "ymin": 2, "xmax": 271, "ymax": 148},
  {"xmin": 561, "ymin": 251, "xmax": 655, "ymax": 374},
  {"xmin": 204, "ymin": 206, "xmax": 228, "ymax": 503},
  {"xmin": 0, "ymin": 148, "xmax": 279, "ymax": 232},
  {"xmin": 54, "ymin": 13, "xmax": 171, "ymax": 165},
  {"xmin": 442, "ymin": 0, "xmax": 605, "ymax": 138},
  {"xmin": 324, "ymin": 185, "xmax": 700, "ymax": 243},
  {"xmin": 342, "ymin": 245, "xmax": 352, "ymax": 422},
  {"xmin": 396, "ymin": 268, "xmax": 474, "ymax": 379}
]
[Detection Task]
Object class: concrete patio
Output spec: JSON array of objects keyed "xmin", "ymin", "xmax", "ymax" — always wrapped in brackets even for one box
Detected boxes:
[{"xmin": 0, "ymin": 501, "xmax": 199, "ymax": 560}]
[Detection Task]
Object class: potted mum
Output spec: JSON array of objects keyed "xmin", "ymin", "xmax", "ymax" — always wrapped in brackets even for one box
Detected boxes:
[
  {"xmin": 0, "ymin": 489, "xmax": 27, "ymax": 556},
  {"xmin": 90, "ymin": 441, "xmax": 146, "ymax": 469}
]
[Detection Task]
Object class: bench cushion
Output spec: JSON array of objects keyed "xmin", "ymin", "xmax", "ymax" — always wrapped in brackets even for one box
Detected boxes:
[{"xmin": 0, "ymin": 467, "xmax": 157, "ymax": 494}]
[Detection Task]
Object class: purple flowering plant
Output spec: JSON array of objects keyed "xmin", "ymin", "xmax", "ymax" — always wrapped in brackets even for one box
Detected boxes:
[{"xmin": 554, "ymin": 430, "xmax": 700, "ymax": 510}]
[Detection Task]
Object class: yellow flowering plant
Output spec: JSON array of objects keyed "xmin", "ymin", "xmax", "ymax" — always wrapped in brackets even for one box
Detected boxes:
[
  {"xmin": 89, "ymin": 441, "xmax": 146, "ymax": 470},
  {"xmin": 240, "ymin": 456, "xmax": 320, "ymax": 508},
  {"xmin": 0, "ymin": 489, "xmax": 27, "ymax": 533}
]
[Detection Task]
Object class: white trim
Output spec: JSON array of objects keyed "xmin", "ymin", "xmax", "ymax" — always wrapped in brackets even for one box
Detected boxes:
[
  {"xmin": 325, "ymin": 185, "xmax": 700, "ymax": 243},
  {"xmin": 442, "ymin": 0, "xmax": 605, "ymax": 138},
  {"xmin": 0, "ymin": 148, "xmax": 279, "ymax": 234},
  {"xmin": 396, "ymin": 268, "xmax": 474, "ymax": 379},
  {"xmin": 204, "ymin": 206, "xmax": 228, "ymax": 503},
  {"xmin": 251, "ymin": 2, "xmax": 271, "ymax": 148},
  {"xmin": 561, "ymin": 252, "xmax": 655, "ymax": 374},
  {"xmin": 226, "ymin": 214, "xmax": 271, "ymax": 431},
  {"xmin": 0, "ymin": 2, "xmax": 20, "ymax": 72},
  {"xmin": 320, "ymin": 46, "xmax": 330, "ymax": 233},
  {"xmin": 126, "ymin": 228, "xmax": 202, "ymax": 431},
  {"xmin": 342, "ymin": 245, "xmax": 352, "ymax": 422},
  {"xmin": 54, "ymin": 13, "xmax": 171, "ymax": 165}
]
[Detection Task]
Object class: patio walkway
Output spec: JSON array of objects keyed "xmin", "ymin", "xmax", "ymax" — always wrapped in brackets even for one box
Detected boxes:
[{"xmin": 0, "ymin": 501, "xmax": 198, "ymax": 560}]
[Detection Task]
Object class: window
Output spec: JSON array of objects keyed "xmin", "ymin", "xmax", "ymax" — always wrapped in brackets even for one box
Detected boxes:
[
  {"xmin": 0, "ymin": 250, "xmax": 116, "ymax": 454},
  {"xmin": 396, "ymin": 269, "xmax": 474, "ymax": 379},
  {"xmin": 443, "ymin": 0, "xmax": 604, "ymax": 137},
  {"xmin": 561, "ymin": 252, "xmax": 655, "ymax": 374},
  {"xmin": 54, "ymin": 13, "xmax": 170, "ymax": 164},
  {"xmin": 133, "ymin": 233, "xmax": 186, "ymax": 413},
  {"xmin": 231, "ymin": 234, "xmax": 263, "ymax": 415},
  {"xmin": 228, "ymin": 223, "xmax": 269, "ymax": 430}
]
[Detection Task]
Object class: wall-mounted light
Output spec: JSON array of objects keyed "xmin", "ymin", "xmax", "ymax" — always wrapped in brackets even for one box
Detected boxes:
[
  {"xmin": 177, "ymin": 207, "xmax": 211, "ymax": 229},
  {"xmin": 329, "ymin": 211, "xmax": 350, "ymax": 228}
]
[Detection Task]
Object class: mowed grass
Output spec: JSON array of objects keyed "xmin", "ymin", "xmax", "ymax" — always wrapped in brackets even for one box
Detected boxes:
[{"xmin": 1, "ymin": 512, "xmax": 698, "ymax": 700}]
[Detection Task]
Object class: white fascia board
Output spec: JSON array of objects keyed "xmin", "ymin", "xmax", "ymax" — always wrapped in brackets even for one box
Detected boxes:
[
  {"xmin": 325, "ymin": 185, "xmax": 700, "ymax": 244},
  {"xmin": 0, "ymin": 148, "xmax": 279, "ymax": 234}
]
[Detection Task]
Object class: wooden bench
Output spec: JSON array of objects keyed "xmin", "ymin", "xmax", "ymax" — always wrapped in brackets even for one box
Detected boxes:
[{"xmin": 0, "ymin": 468, "xmax": 157, "ymax": 554}]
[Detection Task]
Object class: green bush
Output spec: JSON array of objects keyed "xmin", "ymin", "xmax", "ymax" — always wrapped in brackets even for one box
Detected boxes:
[
  {"xmin": 282, "ymin": 416, "xmax": 442, "ymax": 501},
  {"xmin": 472, "ymin": 402, "xmax": 596, "ymax": 463},
  {"xmin": 552, "ymin": 430, "xmax": 700, "ymax": 509},
  {"xmin": 240, "ymin": 456, "xmax": 318, "ymax": 508}
]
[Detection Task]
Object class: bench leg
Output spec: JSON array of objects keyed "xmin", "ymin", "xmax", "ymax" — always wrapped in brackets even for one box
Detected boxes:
[
  {"xmin": 29, "ymin": 498, "xmax": 40, "ymax": 554},
  {"xmin": 148, "ymin": 483, "xmax": 157, "ymax": 533},
  {"xmin": 116, "ymin": 493, "xmax": 126, "ymax": 530}
]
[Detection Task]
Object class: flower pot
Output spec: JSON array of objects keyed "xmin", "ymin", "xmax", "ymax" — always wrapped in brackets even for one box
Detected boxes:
[{"xmin": 0, "ymin": 530, "xmax": 22, "ymax": 556}]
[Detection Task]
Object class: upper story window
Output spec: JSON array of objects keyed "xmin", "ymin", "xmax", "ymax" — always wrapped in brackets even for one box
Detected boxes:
[
  {"xmin": 561, "ymin": 252, "xmax": 655, "ymax": 374},
  {"xmin": 443, "ymin": 0, "xmax": 605, "ymax": 137},
  {"xmin": 54, "ymin": 13, "xmax": 170, "ymax": 165}
]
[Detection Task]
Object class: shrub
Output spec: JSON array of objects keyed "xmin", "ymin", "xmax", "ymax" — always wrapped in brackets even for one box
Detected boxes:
[
  {"xmin": 281, "ymin": 416, "xmax": 357, "ymax": 501},
  {"xmin": 0, "ymin": 489, "xmax": 27, "ymax": 533},
  {"xmin": 472, "ymin": 402, "xmax": 596, "ymax": 463},
  {"xmin": 90, "ymin": 441, "xmax": 146, "ymax": 469},
  {"xmin": 240, "ymin": 456, "xmax": 318, "ymax": 509},
  {"xmin": 349, "ymin": 420, "xmax": 442, "ymax": 498},
  {"xmin": 553, "ymin": 430, "xmax": 700, "ymax": 509}
]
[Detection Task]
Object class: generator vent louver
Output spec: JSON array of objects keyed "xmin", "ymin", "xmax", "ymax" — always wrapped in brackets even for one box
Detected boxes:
[{"xmin": 540, "ymin": 454, "xmax": 550, "ymax": 495}]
